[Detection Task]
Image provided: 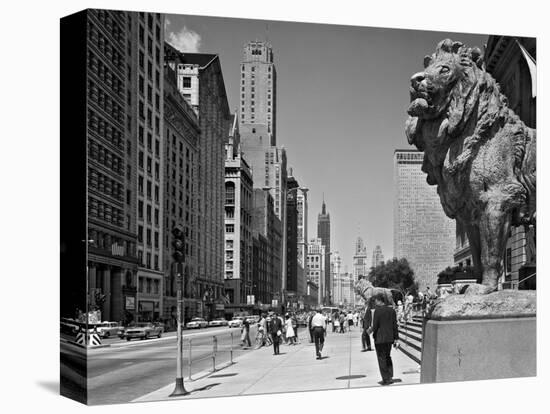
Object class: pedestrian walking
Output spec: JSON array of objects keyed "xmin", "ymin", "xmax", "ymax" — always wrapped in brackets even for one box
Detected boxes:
[
  {"xmin": 371, "ymin": 293, "xmax": 399, "ymax": 385},
  {"xmin": 311, "ymin": 309, "xmax": 326, "ymax": 359},
  {"xmin": 285, "ymin": 314, "xmax": 296, "ymax": 345},
  {"xmin": 347, "ymin": 312, "xmax": 354, "ymax": 331},
  {"xmin": 339, "ymin": 313, "xmax": 346, "ymax": 333},
  {"xmin": 291, "ymin": 313, "xmax": 298, "ymax": 343},
  {"xmin": 396, "ymin": 300, "xmax": 404, "ymax": 325},
  {"xmin": 332, "ymin": 311, "xmax": 339, "ymax": 332},
  {"xmin": 269, "ymin": 312, "xmax": 283, "ymax": 355},
  {"xmin": 241, "ymin": 318, "xmax": 251, "ymax": 348}
]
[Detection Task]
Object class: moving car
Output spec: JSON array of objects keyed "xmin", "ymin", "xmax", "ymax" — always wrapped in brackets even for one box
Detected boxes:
[
  {"xmin": 228, "ymin": 316, "xmax": 245, "ymax": 328},
  {"xmin": 122, "ymin": 322, "xmax": 164, "ymax": 341},
  {"xmin": 208, "ymin": 318, "xmax": 228, "ymax": 327},
  {"xmin": 186, "ymin": 317, "xmax": 208, "ymax": 329},
  {"xmin": 96, "ymin": 321, "xmax": 123, "ymax": 338}
]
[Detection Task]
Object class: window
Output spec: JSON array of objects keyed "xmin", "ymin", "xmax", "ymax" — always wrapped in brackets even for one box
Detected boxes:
[
  {"xmin": 225, "ymin": 224, "xmax": 234, "ymax": 233},
  {"xmin": 138, "ymin": 201, "xmax": 143, "ymax": 219},
  {"xmin": 138, "ymin": 176, "xmax": 144, "ymax": 194},
  {"xmin": 138, "ymin": 225, "xmax": 143, "ymax": 242},
  {"xmin": 138, "ymin": 125, "xmax": 144, "ymax": 144},
  {"xmin": 147, "ymin": 180, "xmax": 152, "ymax": 199},
  {"xmin": 182, "ymin": 77, "xmax": 191, "ymax": 88},
  {"xmin": 146, "ymin": 253, "xmax": 151, "ymax": 269},
  {"xmin": 154, "ymin": 208, "xmax": 159, "ymax": 225},
  {"xmin": 146, "ymin": 204, "xmax": 152, "ymax": 223},
  {"xmin": 154, "ymin": 231, "xmax": 159, "ymax": 248},
  {"xmin": 146, "ymin": 228, "xmax": 152, "ymax": 246}
]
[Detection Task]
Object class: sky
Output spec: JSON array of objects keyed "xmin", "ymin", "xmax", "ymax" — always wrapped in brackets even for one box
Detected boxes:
[{"xmin": 165, "ymin": 14, "xmax": 489, "ymax": 270}]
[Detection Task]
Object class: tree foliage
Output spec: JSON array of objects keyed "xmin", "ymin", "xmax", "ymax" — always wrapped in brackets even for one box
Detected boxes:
[
  {"xmin": 367, "ymin": 258, "xmax": 418, "ymax": 299},
  {"xmin": 436, "ymin": 265, "xmax": 480, "ymax": 285}
]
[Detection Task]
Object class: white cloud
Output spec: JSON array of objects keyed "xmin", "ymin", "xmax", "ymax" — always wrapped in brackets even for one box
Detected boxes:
[{"xmin": 167, "ymin": 26, "xmax": 202, "ymax": 53}]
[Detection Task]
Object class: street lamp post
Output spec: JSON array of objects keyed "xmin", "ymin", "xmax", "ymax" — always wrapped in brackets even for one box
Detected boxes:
[{"xmin": 262, "ymin": 186, "xmax": 308, "ymax": 313}]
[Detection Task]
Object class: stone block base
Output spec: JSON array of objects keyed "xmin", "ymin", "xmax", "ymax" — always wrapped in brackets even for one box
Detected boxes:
[{"xmin": 420, "ymin": 317, "xmax": 536, "ymax": 383}]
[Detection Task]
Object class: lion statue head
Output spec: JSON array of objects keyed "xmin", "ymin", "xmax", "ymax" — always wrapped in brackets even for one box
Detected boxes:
[{"xmin": 405, "ymin": 38, "xmax": 510, "ymax": 195}]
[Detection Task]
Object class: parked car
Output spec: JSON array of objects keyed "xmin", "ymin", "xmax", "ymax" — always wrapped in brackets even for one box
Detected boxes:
[
  {"xmin": 60, "ymin": 318, "xmax": 79, "ymax": 335},
  {"xmin": 122, "ymin": 322, "xmax": 164, "ymax": 341},
  {"xmin": 186, "ymin": 317, "xmax": 208, "ymax": 329},
  {"xmin": 208, "ymin": 318, "xmax": 228, "ymax": 327},
  {"xmin": 96, "ymin": 321, "xmax": 123, "ymax": 338},
  {"xmin": 228, "ymin": 316, "xmax": 245, "ymax": 328}
]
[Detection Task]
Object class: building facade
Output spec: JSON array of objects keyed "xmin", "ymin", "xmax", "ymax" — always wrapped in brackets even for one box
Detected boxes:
[
  {"xmin": 296, "ymin": 189, "xmax": 309, "ymax": 297},
  {"xmin": 307, "ymin": 238, "xmax": 326, "ymax": 305},
  {"xmin": 371, "ymin": 245, "xmax": 384, "ymax": 268},
  {"xmin": 86, "ymin": 10, "xmax": 140, "ymax": 324},
  {"xmin": 317, "ymin": 200, "xmax": 331, "ymax": 303},
  {"xmin": 393, "ymin": 149, "xmax": 455, "ymax": 291},
  {"xmin": 165, "ymin": 45, "xmax": 232, "ymax": 319},
  {"xmin": 224, "ymin": 115, "xmax": 254, "ymax": 309},
  {"xmin": 251, "ymin": 189, "xmax": 282, "ymax": 307},
  {"xmin": 162, "ymin": 65, "xmax": 200, "ymax": 327}
]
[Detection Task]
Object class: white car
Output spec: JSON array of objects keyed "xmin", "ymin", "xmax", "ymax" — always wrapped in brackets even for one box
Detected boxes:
[
  {"xmin": 208, "ymin": 318, "xmax": 229, "ymax": 327},
  {"xmin": 228, "ymin": 317, "xmax": 245, "ymax": 328},
  {"xmin": 186, "ymin": 317, "xmax": 208, "ymax": 329},
  {"xmin": 96, "ymin": 321, "xmax": 123, "ymax": 338}
]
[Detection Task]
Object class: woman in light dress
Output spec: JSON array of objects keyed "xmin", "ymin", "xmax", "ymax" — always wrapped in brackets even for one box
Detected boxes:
[{"xmin": 285, "ymin": 314, "xmax": 296, "ymax": 345}]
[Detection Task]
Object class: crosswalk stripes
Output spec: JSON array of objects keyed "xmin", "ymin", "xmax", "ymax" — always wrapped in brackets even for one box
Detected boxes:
[{"xmin": 397, "ymin": 316, "xmax": 423, "ymax": 365}]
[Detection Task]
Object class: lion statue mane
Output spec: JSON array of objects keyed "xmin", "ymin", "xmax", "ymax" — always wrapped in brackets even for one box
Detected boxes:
[{"xmin": 405, "ymin": 39, "xmax": 536, "ymax": 293}]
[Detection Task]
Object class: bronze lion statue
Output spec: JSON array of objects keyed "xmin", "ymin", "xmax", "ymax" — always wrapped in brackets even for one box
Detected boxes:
[{"xmin": 405, "ymin": 39, "xmax": 536, "ymax": 293}]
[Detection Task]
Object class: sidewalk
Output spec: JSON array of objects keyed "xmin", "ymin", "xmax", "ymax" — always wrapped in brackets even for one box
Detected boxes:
[{"xmin": 133, "ymin": 328, "xmax": 420, "ymax": 402}]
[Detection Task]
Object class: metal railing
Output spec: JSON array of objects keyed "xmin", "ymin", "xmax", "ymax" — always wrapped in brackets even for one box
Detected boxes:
[{"xmin": 186, "ymin": 331, "xmax": 235, "ymax": 380}]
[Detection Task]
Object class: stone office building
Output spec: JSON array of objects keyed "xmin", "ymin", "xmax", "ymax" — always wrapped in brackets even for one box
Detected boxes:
[
  {"xmin": 162, "ymin": 65, "xmax": 200, "ymax": 328},
  {"xmin": 224, "ymin": 115, "xmax": 254, "ymax": 309},
  {"xmin": 165, "ymin": 44, "xmax": 232, "ymax": 319},
  {"xmin": 84, "ymin": 9, "xmax": 139, "ymax": 323},
  {"xmin": 128, "ymin": 11, "xmax": 166, "ymax": 322}
]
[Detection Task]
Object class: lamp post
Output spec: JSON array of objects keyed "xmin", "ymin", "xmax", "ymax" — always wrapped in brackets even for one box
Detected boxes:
[{"xmin": 262, "ymin": 186, "xmax": 308, "ymax": 313}]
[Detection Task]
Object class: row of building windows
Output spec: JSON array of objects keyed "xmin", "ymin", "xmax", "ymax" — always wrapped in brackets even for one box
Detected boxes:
[
  {"xmin": 87, "ymin": 50, "xmax": 125, "ymax": 98},
  {"xmin": 88, "ymin": 168, "xmax": 124, "ymax": 202},
  {"xmin": 138, "ymin": 277, "xmax": 160, "ymax": 294},
  {"xmin": 137, "ymin": 225, "xmax": 160, "ymax": 249},
  {"xmin": 137, "ymin": 150, "xmax": 159, "ymax": 178},
  {"xmin": 94, "ymin": 9, "xmax": 125, "ymax": 44},
  {"xmin": 137, "ymin": 200, "xmax": 159, "ymax": 225},
  {"xmin": 137, "ymin": 249, "xmax": 159, "ymax": 271},
  {"xmin": 138, "ymin": 175, "xmax": 160, "ymax": 201},
  {"xmin": 88, "ymin": 139, "xmax": 124, "ymax": 176},
  {"xmin": 87, "ymin": 109, "xmax": 124, "ymax": 151},
  {"xmin": 88, "ymin": 21, "xmax": 125, "ymax": 72},
  {"xmin": 138, "ymin": 75, "xmax": 161, "ymax": 113},
  {"xmin": 88, "ymin": 80, "xmax": 125, "ymax": 125},
  {"xmin": 88, "ymin": 196, "xmax": 124, "ymax": 227},
  {"xmin": 138, "ymin": 125, "xmax": 161, "ymax": 157}
]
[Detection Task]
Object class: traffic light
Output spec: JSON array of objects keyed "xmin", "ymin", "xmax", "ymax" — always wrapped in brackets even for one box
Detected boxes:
[{"xmin": 172, "ymin": 225, "xmax": 185, "ymax": 263}]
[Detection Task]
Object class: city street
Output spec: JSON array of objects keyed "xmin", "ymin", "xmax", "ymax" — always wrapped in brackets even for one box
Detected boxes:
[{"xmin": 61, "ymin": 326, "xmax": 257, "ymax": 405}]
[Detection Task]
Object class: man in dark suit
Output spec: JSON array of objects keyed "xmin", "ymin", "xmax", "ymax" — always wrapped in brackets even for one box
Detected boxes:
[
  {"xmin": 371, "ymin": 293, "xmax": 399, "ymax": 385},
  {"xmin": 269, "ymin": 312, "xmax": 283, "ymax": 355}
]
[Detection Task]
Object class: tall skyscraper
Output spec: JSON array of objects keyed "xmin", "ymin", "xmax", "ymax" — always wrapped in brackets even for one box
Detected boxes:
[
  {"xmin": 165, "ymin": 44, "xmax": 232, "ymax": 319},
  {"xmin": 371, "ymin": 245, "xmax": 385, "ymax": 268},
  {"xmin": 317, "ymin": 199, "xmax": 331, "ymax": 303},
  {"xmin": 393, "ymin": 149, "xmax": 455, "ymax": 290},
  {"xmin": 352, "ymin": 236, "xmax": 368, "ymax": 303},
  {"xmin": 74, "ymin": 9, "xmax": 139, "ymax": 323},
  {"xmin": 162, "ymin": 64, "xmax": 200, "ymax": 327},
  {"xmin": 129, "ymin": 11, "xmax": 166, "ymax": 323}
]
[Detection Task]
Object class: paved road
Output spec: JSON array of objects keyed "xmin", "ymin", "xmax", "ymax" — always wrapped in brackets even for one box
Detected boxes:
[{"xmin": 61, "ymin": 326, "xmax": 259, "ymax": 405}]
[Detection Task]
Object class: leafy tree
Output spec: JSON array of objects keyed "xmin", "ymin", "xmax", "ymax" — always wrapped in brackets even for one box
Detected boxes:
[
  {"xmin": 368, "ymin": 258, "xmax": 418, "ymax": 301},
  {"xmin": 437, "ymin": 265, "xmax": 479, "ymax": 285}
]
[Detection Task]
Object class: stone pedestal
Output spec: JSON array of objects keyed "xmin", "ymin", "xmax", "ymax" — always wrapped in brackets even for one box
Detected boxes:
[
  {"xmin": 421, "ymin": 290, "xmax": 536, "ymax": 383},
  {"xmin": 421, "ymin": 316, "xmax": 536, "ymax": 383}
]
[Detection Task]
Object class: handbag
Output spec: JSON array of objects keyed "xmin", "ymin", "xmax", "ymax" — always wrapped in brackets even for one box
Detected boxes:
[{"xmin": 277, "ymin": 330, "xmax": 282, "ymax": 336}]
